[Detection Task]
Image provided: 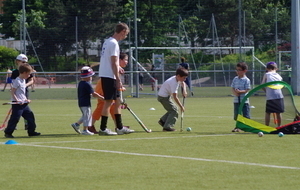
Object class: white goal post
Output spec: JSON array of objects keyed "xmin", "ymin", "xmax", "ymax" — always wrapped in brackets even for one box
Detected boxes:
[
  {"xmin": 129, "ymin": 46, "xmax": 255, "ymax": 97},
  {"xmin": 278, "ymin": 51, "xmax": 292, "ymax": 70}
]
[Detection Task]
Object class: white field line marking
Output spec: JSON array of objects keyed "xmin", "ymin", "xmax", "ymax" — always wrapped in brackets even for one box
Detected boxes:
[
  {"xmin": 15, "ymin": 143, "xmax": 300, "ymax": 170},
  {"xmin": 23, "ymin": 134, "xmax": 235, "ymax": 144}
]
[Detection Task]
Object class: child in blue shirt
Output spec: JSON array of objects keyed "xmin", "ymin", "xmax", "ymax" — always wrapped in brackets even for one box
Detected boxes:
[
  {"xmin": 71, "ymin": 66, "xmax": 104, "ymax": 135},
  {"xmin": 231, "ymin": 62, "xmax": 251, "ymax": 132}
]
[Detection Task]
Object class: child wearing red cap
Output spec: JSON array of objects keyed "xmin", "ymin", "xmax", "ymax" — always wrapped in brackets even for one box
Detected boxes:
[{"xmin": 71, "ymin": 66, "xmax": 104, "ymax": 135}]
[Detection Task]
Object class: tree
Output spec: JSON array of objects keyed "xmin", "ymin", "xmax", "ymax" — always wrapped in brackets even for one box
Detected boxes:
[
  {"xmin": 243, "ymin": 0, "xmax": 291, "ymax": 50},
  {"xmin": 0, "ymin": 0, "xmax": 292, "ymax": 70},
  {"xmin": 27, "ymin": 0, "xmax": 122, "ymax": 69},
  {"xmin": 1, "ymin": 0, "xmax": 124, "ymax": 70},
  {"xmin": 180, "ymin": 16, "xmax": 207, "ymax": 48},
  {"xmin": 0, "ymin": 46, "xmax": 19, "ymax": 70},
  {"xmin": 136, "ymin": 0, "xmax": 178, "ymax": 47}
]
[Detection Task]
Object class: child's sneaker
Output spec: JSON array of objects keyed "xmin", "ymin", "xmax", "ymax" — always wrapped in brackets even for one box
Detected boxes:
[
  {"xmin": 162, "ymin": 127, "xmax": 176, "ymax": 132},
  {"xmin": 231, "ymin": 128, "xmax": 240, "ymax": 132},
  {"xmin": 116, "ymin": 126, "xmax": 135, "ymax": 135},
  {"xmin": 28, "ymin": 132, "xmax": 41, "ymax": 136},
  {"xmin": 99, "ymin": 129, "xmax": 117, "ymax": 136},
  {"xmin": 4, "ymin": 133, "xmax": 14, "ymax": 138},
  {"xmin": 71, "ymin": 123, "xmax": 81, "ymax": 134},
  {"xmin": 88, "ymin": 125, "xmax": 98, "ymax": 134},
  {"xmin": 81, "ymin": 130, "xmax": 94, "ymax": 135}
]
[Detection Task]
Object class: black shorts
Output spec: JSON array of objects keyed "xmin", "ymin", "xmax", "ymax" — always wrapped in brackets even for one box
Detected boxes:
[
  {"xmin": 139, "ymin": 76, "xmax": 144, "ymax": 84},
  {"xmin": 266, "ymin": 98, "xmax": 284, "ymax": 113},
  {"xmin": 101, "ymin": 77, "xmax": 119, "ymax": 100}
]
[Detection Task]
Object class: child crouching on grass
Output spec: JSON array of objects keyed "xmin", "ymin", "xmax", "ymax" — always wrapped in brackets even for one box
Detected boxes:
[
  {"xmin": 157, "ymin": 68, "xmax": 188, "ymax": 131},
  {"xmin": 4, "ymin": 63, "xmax": 40, "ymax": 138},
  {"xmin": 71, "ymin": 66, "xmax": 104, "ymax": 135}
]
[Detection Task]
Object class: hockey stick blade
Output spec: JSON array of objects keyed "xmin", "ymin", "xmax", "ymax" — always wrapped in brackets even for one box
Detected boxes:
[
  {"xmin": 180, "ymin": 97, "xmax": 186, "ymax": 132},
  {"xmin": 0, "ymin": 108, "xmax": 12, "ymax": 130},
  {"xmin": 126, "ymin": 106, "xmax": 152, "ymax": 133}
]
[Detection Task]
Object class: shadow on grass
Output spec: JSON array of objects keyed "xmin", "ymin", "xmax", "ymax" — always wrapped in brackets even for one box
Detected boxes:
[
  {"xmin": 149, "ymin": 131, "xmax": 253, "ymax": 135},
  {"xmin": 2, "ymin": 133, "xmax": 80, "ymax": 139}
]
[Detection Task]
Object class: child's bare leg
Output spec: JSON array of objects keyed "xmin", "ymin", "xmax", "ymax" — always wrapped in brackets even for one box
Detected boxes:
[
  {"xmin": 265, "ymin": 112, "xmax": 270, "ymax": 126},
  {"xmin": 276, "ymin": 113, "xmax": 282, "ymax": 127}
]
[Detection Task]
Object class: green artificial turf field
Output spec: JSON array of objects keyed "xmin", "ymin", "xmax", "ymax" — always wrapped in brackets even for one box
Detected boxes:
[{"xmin": 0, "ymin": 87, "xmax": 300, "ymax": 190}]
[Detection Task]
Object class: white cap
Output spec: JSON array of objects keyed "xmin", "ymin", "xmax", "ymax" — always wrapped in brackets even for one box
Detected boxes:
[
  {"xmin": 16, "ymin": 54, "xmax": 28, "ymax": 62},
  {"xmin": 80, "ymin": 66, "xmax": 95, "ymax": 78}
]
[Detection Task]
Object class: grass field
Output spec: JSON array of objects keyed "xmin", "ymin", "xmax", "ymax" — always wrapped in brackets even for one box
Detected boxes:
[{"xmin": 1, "ymin": 86, "xmax": 300, "ymax": 190}]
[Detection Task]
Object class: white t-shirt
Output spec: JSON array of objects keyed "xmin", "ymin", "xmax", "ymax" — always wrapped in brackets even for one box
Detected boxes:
[
  {"xmin": 265, "ymin": 72, "xmax": 282, "ymax": 82},
  {"xmin": 264, "ymin": 72, "xmax": 283, "ymax": 100},
  {"xmin": 99, "ymin": 37, "xmax": 120, "ymax": 79},
  {"xmin": 11, "ymin": 77, "xmax": 27, "ymax": 102},
  {"xmin": 158, "ymin": 76, "xmax": 180, "ymax": 97}
]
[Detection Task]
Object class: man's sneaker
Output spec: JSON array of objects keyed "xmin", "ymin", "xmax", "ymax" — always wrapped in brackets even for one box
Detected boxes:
[
  {"xmin": 81, "ymin": 130, "xmax": 94, "ymax": 135},
  {"xmin": 28, "ymin": 132, "xmax": 41, "ymax": 136},
  {"xmin": 158, "ymin": 119, "xmax": 165, "ymax": 127},
  {"xmin": 99, "ymin": 129, "xmax": 118, "ymax": 136},
  {"xmin": 114, "ymin": 126, "xmax": 130, "ymax": 132},
  {"xmin": 4, "ymin": 133, "xmax": 14, "ymax": 138},
  {"xmin": 116, "ymin": 126, "xmax": 135, "ymax": 135},
  {"xmin": 88, "ymin": 125, "xmax": 98, "ymax": 134},
  {"xmin": 71, "ymin": 123, "xmax": 81, "ymax": 134},
  {"xmin": 162, "ymin": 127, "xmax": 176, "ymax": 132}
]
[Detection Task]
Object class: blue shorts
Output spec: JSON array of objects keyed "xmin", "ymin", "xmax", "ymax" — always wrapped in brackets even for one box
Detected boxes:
[
  {"xmin": 101, "ymin": 77, "xmax": 120, "ymax": 100},
  {"xmin": 6, "ymin": 77, "xmax": 12, "ymax": 83}
]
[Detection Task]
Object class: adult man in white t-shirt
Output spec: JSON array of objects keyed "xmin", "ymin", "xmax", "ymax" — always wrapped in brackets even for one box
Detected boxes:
[{"xmin": 98, "ymin": 23, "xmax": 134, "ymax": 135}]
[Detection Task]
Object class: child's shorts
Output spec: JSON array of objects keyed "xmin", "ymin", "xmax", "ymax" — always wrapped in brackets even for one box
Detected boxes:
[
  {"xmin": 266, "ymin": 98, "xmax": 284, "ymax": 113},
  {"xmin": 6, "ymin": 77, "xmax": 12, "ymax": 83}
]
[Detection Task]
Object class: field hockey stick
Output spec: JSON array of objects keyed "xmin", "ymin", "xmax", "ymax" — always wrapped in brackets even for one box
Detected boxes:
[
  {"xmin": 119, "ymin": 90, "xmax": 152, "ymax": 133},
  {"xmin": 0, "ymin": 108, "xmax": 12, "ymax": 130},
  {"xmin": 3, "ymin": 102, "xmax": 20, "ymax": 105},
  {"xmin": 180, "ymin": 97, "xmax": 186, "ymax": 132},
  {"xmin": 126, "ymin": 106, "xmax": 152, "ymax": 133},
  {"xmin": 237, "ymin": 89, "xmax": 241, "ymax": 104},
  {"xmin": 2, "ymin": 101, "xmax": 29, "ymax": 105}
]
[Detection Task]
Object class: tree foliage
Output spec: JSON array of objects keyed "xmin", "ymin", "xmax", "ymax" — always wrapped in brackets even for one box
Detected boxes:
[
  {"xmin": 0, "ymin": 0, "xmax": 292, "ymax": 71},
  {"xmin": 0, "ymin": 46, "xmax": 19, "ymax": 70}
]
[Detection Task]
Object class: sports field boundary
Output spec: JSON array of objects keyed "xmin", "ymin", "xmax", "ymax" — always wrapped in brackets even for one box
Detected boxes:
[
  {"xmin": 3, "ymin": 134, "xmax": 300, "ymax": 171},
  {"xmin": 17, "ymin": 134, "xmax": 236, "ymax": 144},
  {"xmin": 12, "ymin": 143, "xmax": 300, "ymax": 170}
]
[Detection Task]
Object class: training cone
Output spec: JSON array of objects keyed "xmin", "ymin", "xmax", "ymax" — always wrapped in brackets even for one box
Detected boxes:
[{"xmin": 4, "ymin": 140, "xmax": 18, "ymax": 145}]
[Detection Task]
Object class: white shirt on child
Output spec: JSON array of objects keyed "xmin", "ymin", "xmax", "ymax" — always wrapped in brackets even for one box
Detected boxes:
[
  {"xmin": 11, "ymin": 77, "xmax": 27, "ymax": 102},
  {"xmin": 158, "ymin": 76, "xmax": 180, "ymax": 97},
  {"xmin": 264, "ymin": 72, "xmax": 283, "ymax": 100}
]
